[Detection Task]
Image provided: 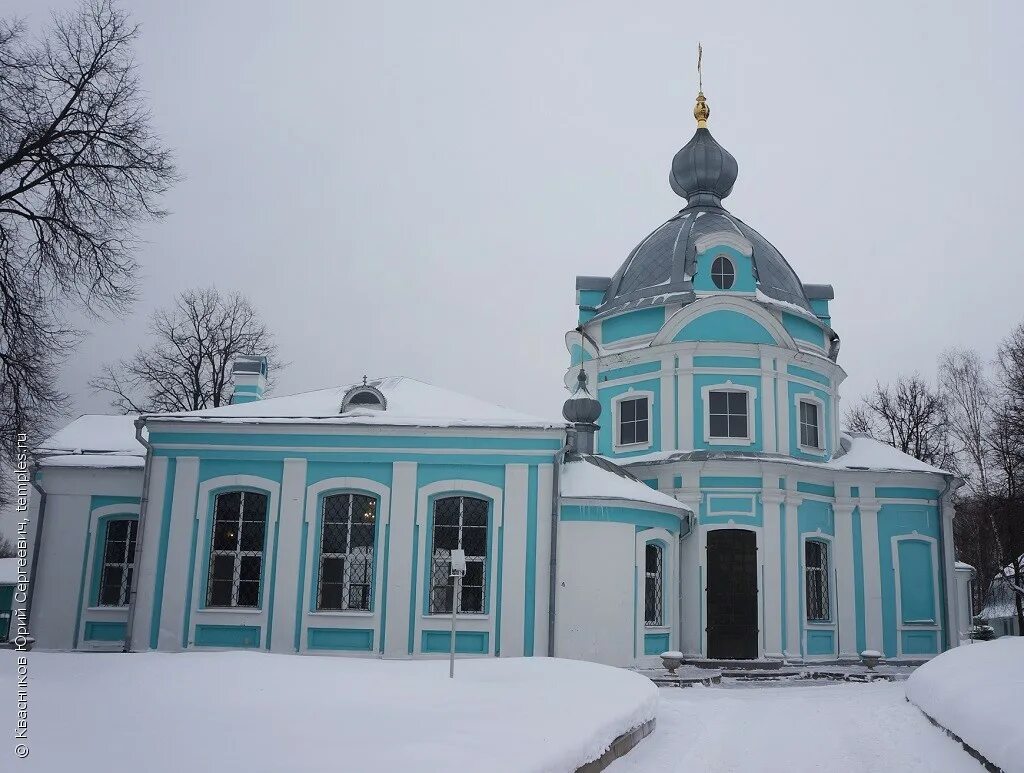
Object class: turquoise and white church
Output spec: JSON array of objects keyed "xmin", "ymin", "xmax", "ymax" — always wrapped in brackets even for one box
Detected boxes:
[{"xmin": 23, "ymin": 92, "xmax": 969, "ymax": 666}]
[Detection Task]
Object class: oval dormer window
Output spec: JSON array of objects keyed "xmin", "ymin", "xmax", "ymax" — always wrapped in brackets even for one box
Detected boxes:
[
  {"xmin": 340, "ymin": 384, "xmax": 387, "ymax": 412},
  {"xmin": 711, "ymin": 255, "xmax": 735, "ymax": 290}
]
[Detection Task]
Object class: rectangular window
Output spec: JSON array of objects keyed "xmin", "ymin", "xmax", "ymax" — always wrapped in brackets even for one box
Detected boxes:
[
  {"xmin": 644, "ymin": 543, "xmax": 663, "ymax": 626},
  {"xmin": 708, "ymin": 390, "xmax": 749, "ymax": 439},
  {"xmin": 805, "ymin": 540, "xmax": 830, "ymax": 622},
  {"xmin": 430, "ymin": 496, "xmax": 489, "ymax": 614},
  {"xmin": 317, "ymin": 493, "xmax": 376, "ymax": 611},
  {"xmin": 799, "ymin": 400, "xmax": 821, "ymax": 449},
  {"xmin": 98, "ymin": 519, "xmax": 138, "ymax": 607},
  {"xmin": 618, "ymin": 396, "xmax": 649, "ymax": 446},
  {"xmin": 206, "ymin": 490, "xmax": 268, "ymax": 608}
]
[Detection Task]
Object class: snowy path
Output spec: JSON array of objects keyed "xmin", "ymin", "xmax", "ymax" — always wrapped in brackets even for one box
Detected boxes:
[{"xmin": 609, "ymin": 682, "xmax": 980, "ymax": 772}]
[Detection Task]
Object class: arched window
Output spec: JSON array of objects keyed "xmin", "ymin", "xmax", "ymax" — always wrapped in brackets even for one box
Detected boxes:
[
  {"xmin": 98, "ymin": 518, "xmax": 138, "ymax": 607},
  {"xmin": 317, "ymin": 493, "xmax": 376, "ymax": 611},
  {"xmin": 805, "ymin": 540, "xmax": 830, "ymax": 622},
  {"xmin": 429, "ymin": 496, "xmax": 488, "ymax": 614},
  {"xmin": 644, "ymin": 543, "xmax": 664, "ymax": 626},
  {"xmin": 206, "ymin": 490, "xmax": 268, "ymax": 608},
  {"xmin": 711, "ymin": 255, "xmax": 735, "ymax": 289}
]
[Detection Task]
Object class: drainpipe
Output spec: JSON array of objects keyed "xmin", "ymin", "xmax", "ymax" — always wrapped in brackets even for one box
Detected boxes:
[
  {"xmin": 547, "ymin": 434, "xmax": 572, "ymax": 657},
  {"xmin": 122, "ymin": 418, "xmax": 154, "ymax": 653},
  {"xmin": 25, "ymin": 465, "xmax": 48, "ymax": 635}
]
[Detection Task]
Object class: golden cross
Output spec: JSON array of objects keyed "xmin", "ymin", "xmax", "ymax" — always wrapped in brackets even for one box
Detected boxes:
[{"xmin": 697, "ymin": 42, "xmax": 703, "ymax": 92}]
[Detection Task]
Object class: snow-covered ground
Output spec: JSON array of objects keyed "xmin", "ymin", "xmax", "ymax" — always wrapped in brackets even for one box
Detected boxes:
[
  {"xmin": 609, "ymin": 682, "xmax": 978, "ymax": 772},
  {"xmin": 906, "ymin": 637, "xmax": 1023, "ymax": 773},
  {"xmin": 0, "ymin": 651, "xmax": 656, "ymax": 773}
]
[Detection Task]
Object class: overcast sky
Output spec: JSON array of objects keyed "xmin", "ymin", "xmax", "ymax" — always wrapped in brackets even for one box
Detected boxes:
[{"xmin": 11, "ymin": 0, "xmax": 1023, "ymax": 424}]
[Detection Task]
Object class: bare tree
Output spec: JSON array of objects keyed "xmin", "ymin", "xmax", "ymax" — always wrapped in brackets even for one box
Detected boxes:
[
  {"xmin": 90, "ymin": 287, "xmax": 280, "ymax": 413},
  {"xmin": 0, "ymin": 1, "xmax": 174, "ymax": 499},
  {"xmin": 939, "ymin": 348, "xmax": 994, "ymax": 495},
  {"xmin": 0, "ymin": 533, "xmax": 15, "ymax": 559},
  {"xmin": 844, "ymin": 374, "xmax": 951, "ymax": 467}
]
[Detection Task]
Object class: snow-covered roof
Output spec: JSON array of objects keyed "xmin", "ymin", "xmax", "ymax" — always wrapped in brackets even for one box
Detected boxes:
[
  {"xmin": 830, "ymin": 433, "xmax": 949, "ymax": 474},
  {"xmin": 0, "ymin": 557, "xmax": 20, "ymax": 585},
  {"xmin": 610, "ymin": 433, "xmax": 951, "ymax": 477},
  {"xmin": 560, "ymin": 455, "xmax": 690, "ymax": 513},
  {"xmin": 955, "ymin": 561, "xmax": 975, "ymax": 572},
  {"xmin": 35, "ymin": 415, "xmax": 145, "ymax": 470},
  {"xmin": 145, "ymin": 377, "xmax": 564, "ymax": 430}
]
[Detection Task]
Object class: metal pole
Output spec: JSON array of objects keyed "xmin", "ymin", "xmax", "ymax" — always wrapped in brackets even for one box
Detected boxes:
[{"xmin": 449, "ymin": 574, "xmax": 461, "ymax": 679}]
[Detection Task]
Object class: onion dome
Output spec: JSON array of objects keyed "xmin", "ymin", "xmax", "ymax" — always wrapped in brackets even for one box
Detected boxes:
[
  {"xmin": 669, "ymin": 92, "xmax": 738, "ymax": 208},
  {"xmin": 562, "ymin": 369, "xmax": 601, "ymax": 425}
]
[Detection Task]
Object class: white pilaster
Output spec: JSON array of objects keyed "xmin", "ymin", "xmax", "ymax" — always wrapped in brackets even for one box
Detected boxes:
[
  {"xmin": 158, "ymin": 457, "xmax": 199, "ymax": 650},
  {"xmin": 761, "ymin": 489, "xmax": 784, "ymax": 658},
  {"xmin": 660, "ymin": 357, "xmax": 675, "ymax": 451},
  {"xmin": 269, "ymin": 458, "xmax": 306, "ymax": 653},
  {"xmin": 784, "ymin": 493, "xmax": 802, "ymax": 659},
  {"xmin": 833, "ymin": 500, "xmax": 857, "ymax": 657},
  {"xmin": 762, "ymin": 356, "xmax": 777, "ymax": 454},
  {"xmin": 677, "ymin": 488, "xmax": 702, "ymax": 657},
  {"xmin": 940, "ymin": 493, "xmax": 958, "ymax": 650},
  {"xmin": 678, "ymin": 354, "xmax": 694, "ymax": 449},
  {"xmin": 533, "ymin": 464, "xmax": 554, "ymax": 657},
  {"xmin": 499, "ymin": 464, "xmax": 529, "ymax": 657},
  {"xmin": 778, "ymin": 373, "xmax": 791, "ymax": 454},
  {"xmin": 859, "ymin": 499, "xmax": 884, "ymax": 653},
  {"xmin": 383, "ymin": 461, "xmax": 417, "ymax": 657},
  {"xmin": 129, "ymin": 456, "xmax": 167, "ymax": 650}
]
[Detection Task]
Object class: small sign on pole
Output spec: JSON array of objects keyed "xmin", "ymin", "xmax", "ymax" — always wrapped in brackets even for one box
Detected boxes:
[{"xmin": 449, "ymin": 549, "xmax": 466, "ymax": 679}]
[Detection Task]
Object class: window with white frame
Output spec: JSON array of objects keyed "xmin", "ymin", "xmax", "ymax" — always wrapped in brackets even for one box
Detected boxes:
[
  {"xmin": 644, "ymin": 543, "xmax": 664, "ymax": 626},
  {"xmin": 711, "ymin": 255, "xmax": 735, "ymax": 290},
  {"xmin": 799, "ymin": 399, "xmax": 822, "ymax": 449},
  {"xmin": 805, "ymin": 540, "xmax": 830, "ymax": 622},
  {"xmin": 617, "ymin": 395, "xmax": 650, "ymax": 447},
  {"xmin": 317, "ymin": 493, "xmax": 376, "ymax": 611},
  {"xmin": 708, "ymin": 390, "xmax": 749, "ymax": 439},
  {"xmin": 206, "ymin": 490, "xmax": 268, "ymax": 608},
  {"xmin": 429, "ymin": 496, "xmax": 488, "ymax": 614},
  {"xmin": 98, "ymin": 518, "xmax": 138, "ymax": 607}
]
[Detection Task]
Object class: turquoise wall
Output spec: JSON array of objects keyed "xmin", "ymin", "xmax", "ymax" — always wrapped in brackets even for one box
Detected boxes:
[
  {"xmin": 673, "ymin": 310, "xmax": 776, "ymax": 345},
  {"xmin": 597, "ymin": 377, "xmax": 661, "ymax": 458},
  {"xmin": 781, "ymin": 313, "xmax": 826, "ymax": 349},
  {"xmin": 691, "ymin": 245, "xmax": 756, "ymax": 293},
  {"xmin": 692, "ymin": 373, "xmax": 762, "ymax": 451},
  {"xmin": 876, "ymin": 504, "xmax": 942, "ymax": 657},
  {"xmin": 601, "ymin": 307, "xmax": 666, "ymax": 344},
  {"xmin": 560, "ymin": 504, "xmax": 683, "ymax": 533}
]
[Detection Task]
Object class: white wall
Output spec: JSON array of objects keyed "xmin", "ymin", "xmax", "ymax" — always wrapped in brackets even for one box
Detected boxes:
[{"xmin": 555, "ymin": 520, "xmax": 636, "ymax": 666}]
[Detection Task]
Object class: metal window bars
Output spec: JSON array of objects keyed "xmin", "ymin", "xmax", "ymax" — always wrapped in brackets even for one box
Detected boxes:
[
  {"xmin": 317, "ymin": 493, "xmax": 376, "ymax": 611},
  {"xmin": 805, "ymin": 540, "xmax": 830, "ymax": 622},
  {"xmin": 644, "ymin": 543, "xmax": 664, "ymax": 626},
  {"xmin": 206, "ymin": 491, "xmax": 268, "ymax": 608},
  {"xmin": 429, "ymin": 496, "xmax": 488, "ymax": 614},
  {"xmin": 98, "ymin": 519, "xmax": 138, "ymax": 607}
]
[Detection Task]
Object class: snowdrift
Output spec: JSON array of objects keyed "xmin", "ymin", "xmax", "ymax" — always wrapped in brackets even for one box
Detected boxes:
[
  {"xmin": 0, "ymin": 651, "xmax": 656, "ymax": 773},
  {"xmin": 905, "ymin": 637, "xmax": 1024, "ymax": 772}
]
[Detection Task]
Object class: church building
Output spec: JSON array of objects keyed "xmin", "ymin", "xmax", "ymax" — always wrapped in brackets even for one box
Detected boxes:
[{"xmin": 22, "ymin": 91, "xmax": 965, "ymax": 665}]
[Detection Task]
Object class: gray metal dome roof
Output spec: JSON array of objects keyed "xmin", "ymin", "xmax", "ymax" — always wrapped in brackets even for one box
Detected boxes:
[
  {"xmin": 598, "ymin": 206, "xmax": 815, "ymax": 316},
  {"xmin": 594, "ymin": 114, "xmax": 815, "ymax": 318}
]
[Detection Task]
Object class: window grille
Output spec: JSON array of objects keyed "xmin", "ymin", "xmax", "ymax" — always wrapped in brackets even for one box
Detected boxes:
[
  {"xmin": 429, "ymin": 496, "xmax": 488, "ymax": 614},
  {"xmin": 206, "ymin": 490, "xmax": 268, "ymax": 608},
  {"xmin": 711, "ymin": 255, "xmax": 735, "ymax": 289},
  {"xmin": 708, "ymin": 391, "xmax": 749, "ymax": 439},
  {"xmin": 618, "ymin": 396, "xmax": 650, "ymax": 446},
  {"xmin": 317, "ymin": 493, "xmax": 376, "ymax": 611},
  {"xmin": 799, "ymin": 401, "xmax": 821, "ymax": 449},
  {"xmin": 805, "ymin": 540, "xmax": 830, "ymax": 622},
  {"xmin": 644, "ymin": 543, "xmax": 664, "ymax": 626},
  {"xmin": 98, "ymin": 519, "xmax": 137, "ymax": 607}
]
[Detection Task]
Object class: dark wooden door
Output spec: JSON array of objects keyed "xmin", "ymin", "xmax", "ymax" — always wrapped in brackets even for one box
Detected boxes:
[{"xmin": 706, "ymin": 529, "xmax": 758, "ymax": 659}]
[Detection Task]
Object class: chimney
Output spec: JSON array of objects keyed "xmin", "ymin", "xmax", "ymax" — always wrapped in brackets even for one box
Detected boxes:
[{"xmin": 230, "ymin": 355, "xmax": 268, "ymax": 404}]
